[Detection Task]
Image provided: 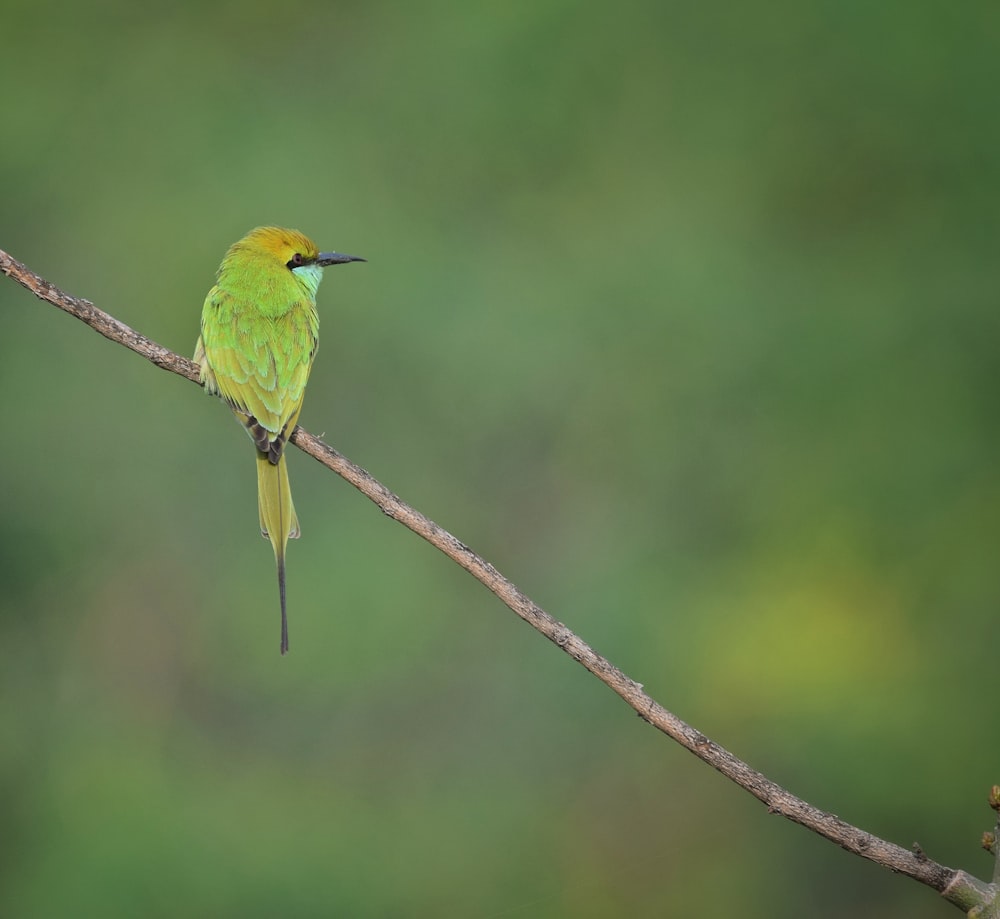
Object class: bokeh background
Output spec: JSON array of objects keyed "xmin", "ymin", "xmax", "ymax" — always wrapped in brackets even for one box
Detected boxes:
[{"xmin": 2, "ymin": 2, "xmax": 998, "ymax": 916}]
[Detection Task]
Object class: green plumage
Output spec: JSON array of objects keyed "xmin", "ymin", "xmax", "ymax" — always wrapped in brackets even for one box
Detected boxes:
[{"xmin": 194, "ymin": 226, "xmax": 363, "ymax": 654}]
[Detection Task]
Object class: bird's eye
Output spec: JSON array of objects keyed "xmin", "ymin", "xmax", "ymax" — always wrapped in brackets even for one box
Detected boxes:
[{"xmin": 287, "ymin": 252, "xmax": 305, "ymax": 269}]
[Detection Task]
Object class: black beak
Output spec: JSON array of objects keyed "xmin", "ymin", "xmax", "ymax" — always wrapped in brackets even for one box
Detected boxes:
[{"xmin": 317, "ymin": 251, "xmax": 366, "ymax": 266}]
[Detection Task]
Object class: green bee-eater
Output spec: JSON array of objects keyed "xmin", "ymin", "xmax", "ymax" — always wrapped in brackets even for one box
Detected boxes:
[{"xmin": 194, "ymin": 226, "xmax": 365, "ymax": 654}]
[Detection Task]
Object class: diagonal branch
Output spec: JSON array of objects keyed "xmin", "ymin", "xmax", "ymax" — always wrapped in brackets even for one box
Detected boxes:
[{"xmin": 1, "ymin": 245, "xmax": 992, "ymax": 913}]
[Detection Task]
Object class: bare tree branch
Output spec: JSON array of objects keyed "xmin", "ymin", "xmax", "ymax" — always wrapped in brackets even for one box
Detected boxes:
[{"xmin": 2, "ymin": 244, "xmax": 995, "ymax": 914}]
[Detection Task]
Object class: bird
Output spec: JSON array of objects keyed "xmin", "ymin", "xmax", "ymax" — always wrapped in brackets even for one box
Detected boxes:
[{"xmin": 194, "ymin": 226, "xmax": 365, "ymax": 654}]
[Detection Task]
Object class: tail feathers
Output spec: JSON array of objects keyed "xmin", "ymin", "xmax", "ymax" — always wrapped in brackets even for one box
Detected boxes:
[{"xmin": 256, "ymin": 452, "xmax": 300, "ymax": 654}]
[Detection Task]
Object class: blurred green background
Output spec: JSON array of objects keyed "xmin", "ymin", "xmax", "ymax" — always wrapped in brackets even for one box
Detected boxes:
[{"xmin": 2, "ymin": 1, "xmax": 998, "ymax": 916}]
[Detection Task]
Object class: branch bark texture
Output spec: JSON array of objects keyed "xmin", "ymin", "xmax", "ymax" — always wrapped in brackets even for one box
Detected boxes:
[{"xmin": 2, "ymin": 244, "xmax": 993, "ymax": 915}]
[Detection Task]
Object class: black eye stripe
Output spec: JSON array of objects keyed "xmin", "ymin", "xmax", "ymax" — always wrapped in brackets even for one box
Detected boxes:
[{"xmin": 286, "ymin": 252, "xmax": 306, "ymax": 269}]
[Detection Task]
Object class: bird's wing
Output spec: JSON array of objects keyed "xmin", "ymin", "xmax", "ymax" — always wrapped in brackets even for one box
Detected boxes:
[{"xmin": 199, "ymin": 286, "xmax": 318, "ymax": 461}]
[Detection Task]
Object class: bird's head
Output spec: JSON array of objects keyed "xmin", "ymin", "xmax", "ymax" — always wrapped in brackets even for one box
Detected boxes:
[{"xmin": 222, "ymin": 226, "xmax": 365, "ymax": 297}]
